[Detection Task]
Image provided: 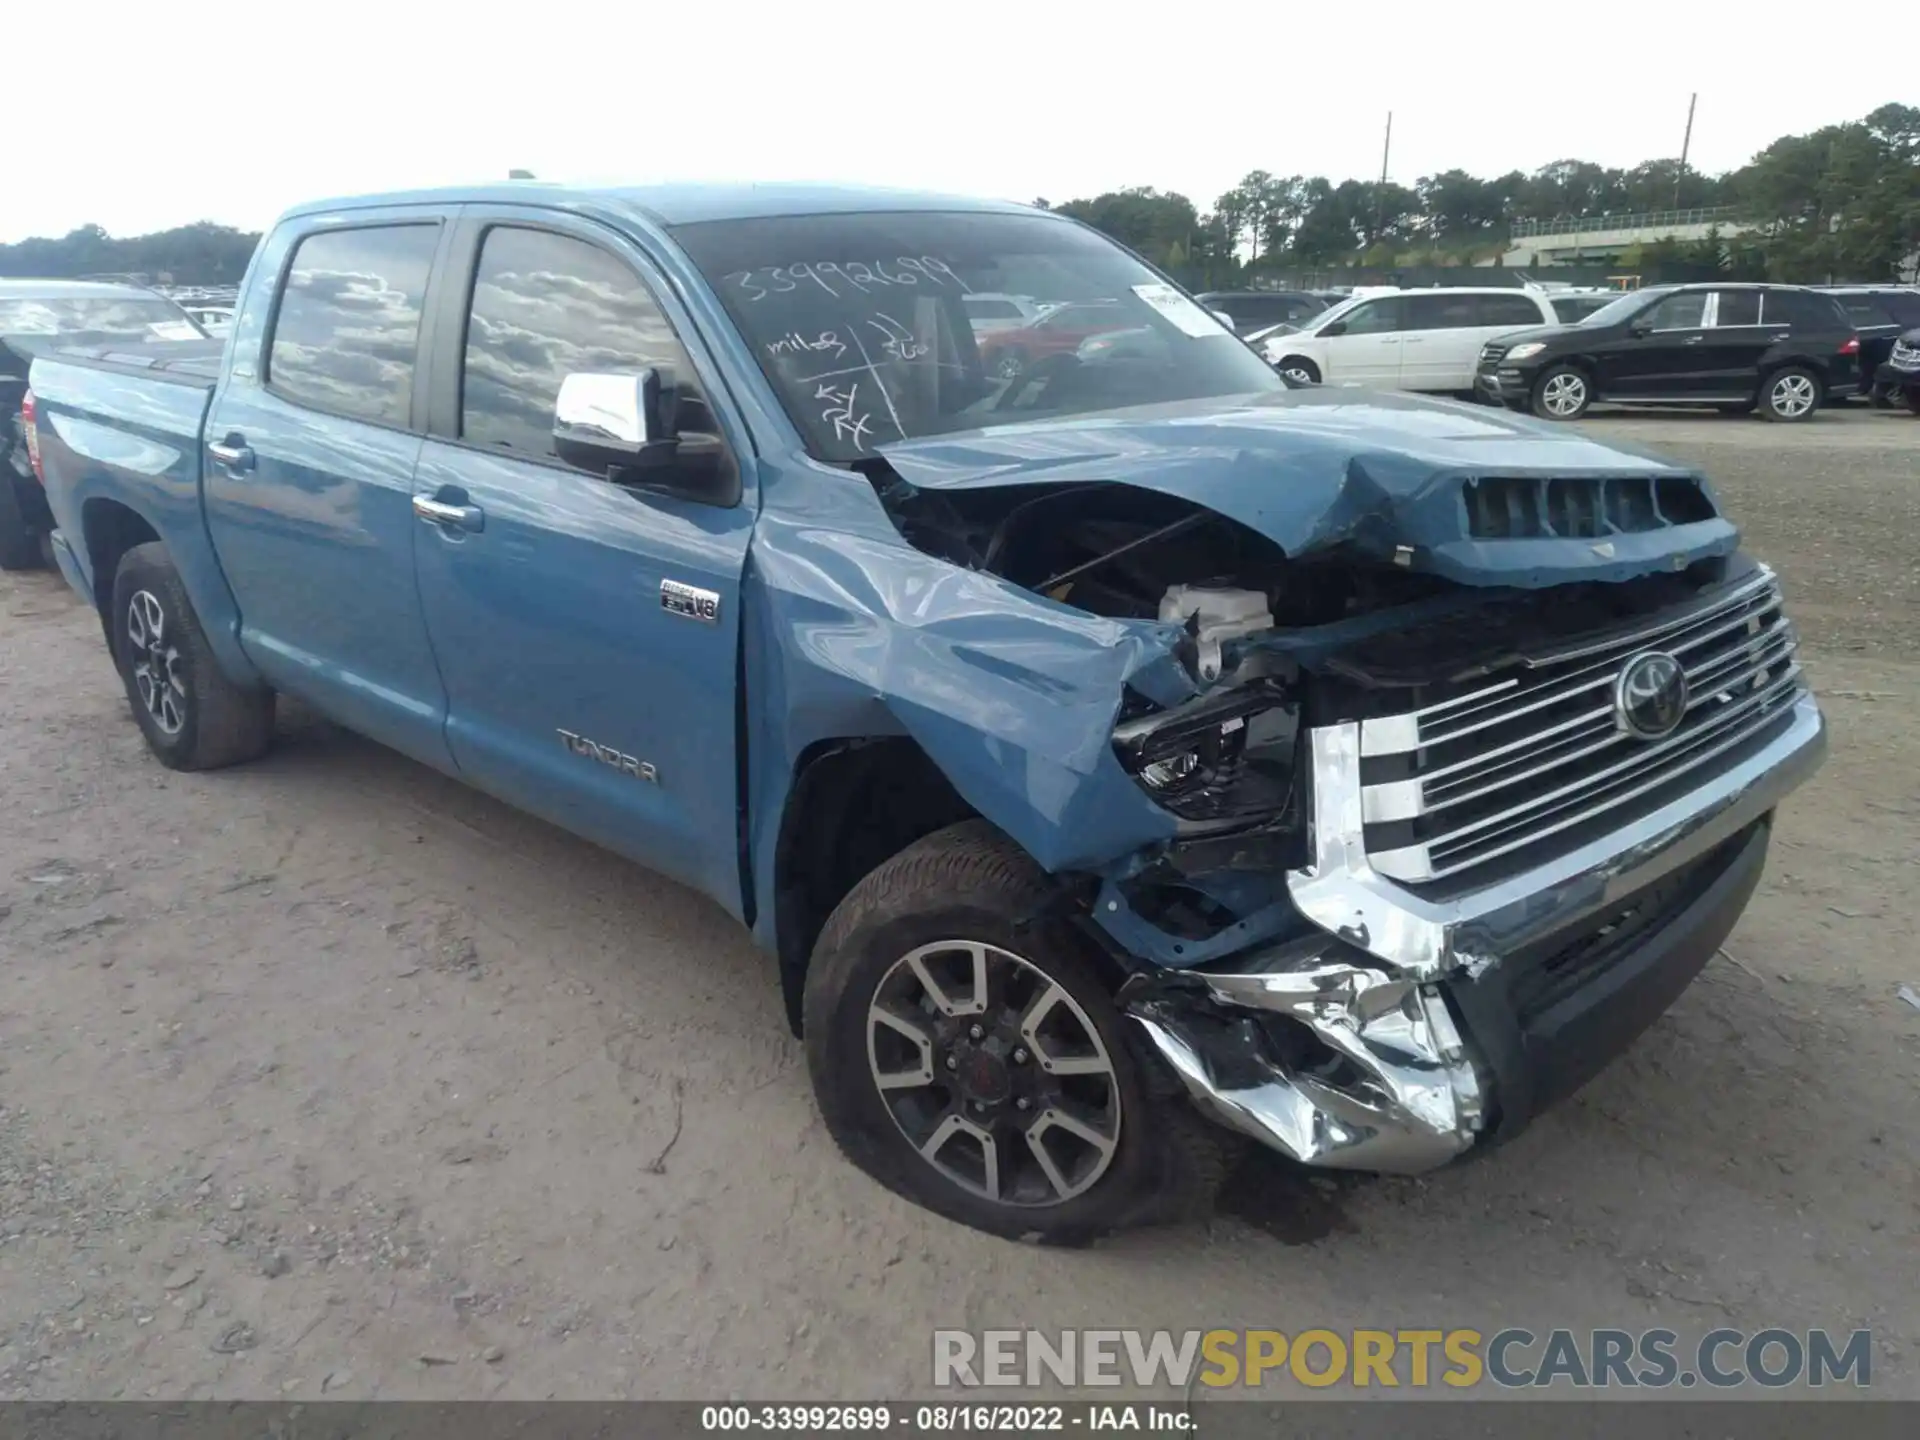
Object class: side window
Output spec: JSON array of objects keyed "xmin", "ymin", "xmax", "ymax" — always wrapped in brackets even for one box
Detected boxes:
[
  {"xmin": 461, "ymin": 227, "xmax": 696, "ymax": 458},
  {"xmin": 1476, "ymin": 293, "xmax": 1548, "ymax": 328},
  {"xmin": 267, "ymin": 224, "xmax": 438, "ymax": 426},
  {"xmin": 1403, "ymin": 293, "xmax": 1478, "ymax": 331},
  {"xmin": 1643, "ymin": 293, "xmax": 1708, "ymax": 330},
  {"xmin": 1714, "ymin": 291, "xmax": 1762, "ymax": 327},
  {"xmin": 1339, "ymin": 299, "xmax": 1402, "ymax": 335}
]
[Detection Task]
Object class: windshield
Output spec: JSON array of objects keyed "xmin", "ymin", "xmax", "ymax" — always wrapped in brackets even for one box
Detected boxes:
[
  {"xmin": 671, "ymin": 211, "xmax": 1283, "ymax": 462},
  {"xmin": 0, "ymin": 296, "xmax": 204, "ymax": 343},
  {"xmin": 1578, "ymin": 293, "xmax": 1658, "ymax": 328}
]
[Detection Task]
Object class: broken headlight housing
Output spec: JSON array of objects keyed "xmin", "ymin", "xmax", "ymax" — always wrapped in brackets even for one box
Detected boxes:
[{"xmin": 1111, "ymin": 681, "xmax": 1298, "ymax": 828}]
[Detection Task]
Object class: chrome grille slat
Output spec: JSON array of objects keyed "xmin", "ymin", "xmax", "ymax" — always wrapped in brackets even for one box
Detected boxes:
[
  {"xmin": 1420, "ymin": 667, "xmax": 1803, "ymax": 876},
  {"xmin": 1358, "ymin": 569, "xmax": 1804, "ymax": 884},
  {"xmin": 1410, "ymin": 588, "xmax": 1782, "ymax": 750},
  {"xmin": 1418, "ymin": 626, "xmax": 1799, "ymax": 814},
  {"xmin": 1367, "ymin": 568, "xmax": 1780, "ymax": 755}
]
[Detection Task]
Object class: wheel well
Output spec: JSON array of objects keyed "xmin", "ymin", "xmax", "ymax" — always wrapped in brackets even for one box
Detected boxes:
[
  {"xmin": 81, "ymin": 499, "xmax": 161, "ymax": 621},
  {"xmin": 1278, "ymin": 354, "xmax": 1319, "ymax": 375},
  {"xmin": 773, "ymin": 737, "xmax": 977, "ymax": 1036}
]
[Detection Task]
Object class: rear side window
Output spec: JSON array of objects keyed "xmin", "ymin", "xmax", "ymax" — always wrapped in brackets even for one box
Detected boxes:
[
  {"xmin": 1476, "ymin": 293, "xmax": 1546, "ymax": 327},
  {"xmin": 1402, "ymin": 292, "xmax": 1480, "ymax": 331},
  {"xmin": 460, "ymin": 226, "xmax": 693, "ymax": 458},
  {"xmin": 1840, "ymin": 298, "xmax": 1895, "ymax": 326},
  {"xmin": 964, "ymin": 298, "xmax": 1022, "ymax": 320},
  {"xmin": 267, "ymin": 224, "xmax": 438, "ymax": 426},
  {"xmin": 1714, "ymin": 291, "xmax": 1762, "ymax": 326},
  {"xmin": 1760, "ymin": 290, "xmax": 1847, "ymax": 328},
  {"xmin": 1880, "ymin": 293, "xmax": 1920, "ymax": 326}
]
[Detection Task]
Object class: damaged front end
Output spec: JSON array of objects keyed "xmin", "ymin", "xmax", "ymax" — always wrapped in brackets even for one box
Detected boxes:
[{"xmin": 770, "ymin": 395, "xmax": 1826, "ymax": 1173}]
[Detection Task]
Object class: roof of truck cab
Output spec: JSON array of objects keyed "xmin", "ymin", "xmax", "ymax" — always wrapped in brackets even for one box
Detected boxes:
[{"xmin": 280, "ymin": 182, "xmax": 1045, "ymax": 228}]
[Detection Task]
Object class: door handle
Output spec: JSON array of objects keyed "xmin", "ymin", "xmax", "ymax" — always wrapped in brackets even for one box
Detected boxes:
[
  {"xmin": 1682, "ymin": 335, "xmax": 1705, "ymax": 344},
  {"xmin": 208, "ymin": 437, "xmax": 254, "ymax": 470},
  {"xmin": 413, "ymin": 495, "xmax": 486, "ymax": 532}
]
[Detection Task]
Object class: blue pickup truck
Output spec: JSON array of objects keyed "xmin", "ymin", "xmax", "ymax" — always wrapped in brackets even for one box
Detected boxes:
[{"xmin": 24, "ymin": 183, "xmax": 1827, "ymax": 1243}]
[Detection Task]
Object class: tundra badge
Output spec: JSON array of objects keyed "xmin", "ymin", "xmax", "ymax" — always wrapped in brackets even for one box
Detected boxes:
[
  {"xmin": 661, "ymin": 579, "xmax": 721, "ymax": 624},
  {"xmin": 557, "ymin": 729, "xmax": 658, "ymax": 783}
]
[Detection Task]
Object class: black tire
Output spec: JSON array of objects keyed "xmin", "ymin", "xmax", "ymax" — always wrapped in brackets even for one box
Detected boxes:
[
  {"xmin": 1529, "ymin": 363, "xmax": 1592, "ymax": 421},
  {"xmin": 1906, "ymin": 387, "xmax": 1920, "ymax": 417},
  {"xmin": 992, "ymin": 349, "xmax": 1030, "ymax": 380},
  {"xmin": 1277, "ymin": 356, "xmax": 1320, "ymax": 385},
  {"xmin": 1759, "ymin": 365, "xmax": 1822, "ymax": 422},
  {"xmin": 1867, "ymin": 382, "xmax": 1895, "ymax": 410},
  {"xmin": 109, "ymin": 542, "xmax": 274, "ymax": 771},
  {"xmin": 803, "ymin": 820, "xmax": 1239, "ymax": 1245},
  {"xmin": 0, "ymin": 476, "xmax": 41, "ymax": 571}
]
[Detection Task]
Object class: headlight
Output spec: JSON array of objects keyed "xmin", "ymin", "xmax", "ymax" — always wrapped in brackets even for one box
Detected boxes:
[
  {"xmin": 1112, "ymin": 683, "xmax": 1297, "ymax": 826},
  {"xmin": 1502, "ymin": 342, "xmax": 1546, "ymax": 362}
]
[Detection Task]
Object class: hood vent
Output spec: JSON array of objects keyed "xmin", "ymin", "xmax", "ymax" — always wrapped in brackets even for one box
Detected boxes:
[{"xmin": 1463, "ymin": 474, "xmax": 1715, "ymax": 542}]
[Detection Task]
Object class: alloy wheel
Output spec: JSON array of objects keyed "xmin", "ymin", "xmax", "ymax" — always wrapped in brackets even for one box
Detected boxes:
[
  {"xmin": 127, "ymin": 589, "xmax": 186, "ymax": 735},
  {"xmin": 865, "ymin": 940, "xmax": 1122, "ymax": 1208},
  {"xmin": 1541, "ymin": 372, "xmax": 1587, "ymax": 417},
  {"xmin": 1770, "ymin": 373, "xmax": 1816, "ymax": 418}
]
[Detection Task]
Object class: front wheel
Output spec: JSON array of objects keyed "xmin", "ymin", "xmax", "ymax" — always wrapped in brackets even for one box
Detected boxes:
[
  {"xmin": 110, "ymin": 542, "xmax": 275, "ymax": 771},
  {"xmin": 1905, "ymin": 387, "xmax": 1920, "ymax": 417},
  {"xmin": 802, "ymin": 821, "xmax": 1237, "ymax": 1244},
  {"xmin": 1277, "ymin": 356, "xmax": 1321, "ymax": 385},
  {"xmin": 1760, "ymin": 366, "xmax": 1822, "ymax": 422},
  {"xmin": 1530, "ymin": 364, "xmax": 1592, "ymax": 420}
]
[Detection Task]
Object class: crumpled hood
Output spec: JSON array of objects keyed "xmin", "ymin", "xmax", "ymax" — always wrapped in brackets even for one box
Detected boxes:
[{"xmin": 878, "ymin": 388, "xmax": 1738, "ymax": 587}]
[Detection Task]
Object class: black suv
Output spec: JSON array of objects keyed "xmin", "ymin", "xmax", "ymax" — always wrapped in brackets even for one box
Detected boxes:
[
  {"xmin": 1475, "ymin": 283, "xmax": 1860, "ymax": 422},
  {"xmin": 1824, "ymin": 287, "xmax": 1920, "ymax": 404}
]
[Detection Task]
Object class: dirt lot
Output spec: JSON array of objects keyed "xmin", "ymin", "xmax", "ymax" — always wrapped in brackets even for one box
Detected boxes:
[{"xmin": 1, "ymin": 407, "xmax": 1916, "ymax": 1402}]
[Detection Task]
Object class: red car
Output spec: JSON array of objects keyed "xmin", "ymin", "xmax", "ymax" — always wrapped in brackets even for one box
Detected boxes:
[{"xmin": 974, "ymin": 300, "xmax": 1131, "ymax": 378}]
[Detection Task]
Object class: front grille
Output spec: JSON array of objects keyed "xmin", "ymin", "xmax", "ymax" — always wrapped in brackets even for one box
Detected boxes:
[
  {"xmin": 1463, "ymin": 474, "xmax": 1715, "ymax": 540},
  {"xmin": 1478, "ymin": 341, "xmax": 1508, "ymax": 367},
  {"xmin": 1355, "ymin": 566, "xmax": 1803, "ymax": 884},
  {"xmin": 1892, "ymin": 340, "xmax": 1920, "ymax": 369}
]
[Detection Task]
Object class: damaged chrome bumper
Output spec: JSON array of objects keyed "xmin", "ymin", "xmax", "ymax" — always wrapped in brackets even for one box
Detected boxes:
[{"xmin": 1123, "ymin": 693, "xmax": 1827, "ymax": 1173}]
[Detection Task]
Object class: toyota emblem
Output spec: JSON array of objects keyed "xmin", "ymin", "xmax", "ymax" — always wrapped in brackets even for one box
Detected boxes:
[{"xmin": 1614, "ymin": 651, "xmax": 1689, "ymax": 740}]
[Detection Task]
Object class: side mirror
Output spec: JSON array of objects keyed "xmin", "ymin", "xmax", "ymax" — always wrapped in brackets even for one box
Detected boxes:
[
  {"xmin": 1628, "ymin": 322, "xmax": 1653, "ymax": 338},
  {"xmin": 553, "ymin": 368, "xmax": 736, "ymax": 506},
  {"xmin": 1210, "ymin": 309, "xmax": 1238, "ymax": 332},
  {"xmin": 1321, "ymin": 320, "xmax": 1348, "ymax": 337}
]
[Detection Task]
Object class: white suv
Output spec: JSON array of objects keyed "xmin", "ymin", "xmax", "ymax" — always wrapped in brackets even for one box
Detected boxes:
[{"xmin": 1259, "ymin": 287, "xmax": 1558, "ymax": 392}]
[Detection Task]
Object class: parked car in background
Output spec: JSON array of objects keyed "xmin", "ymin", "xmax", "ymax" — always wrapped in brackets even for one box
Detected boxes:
[
  {"xmin": 1476, "ymin": 284, "xmax": 1861, "ymax": 422},
  {"xmin": 973, "ymin": 298, "xmax": 1134, "ymax": 377},
  {"xmin": 1540, "ymin": 288, "xmax": 1621, "ymax": 324},
  {"xmin": 1872, "ymin": 325, "xmax": 1920, "ymax": 413},
  {"xmin": 1, "ymin": 279, "xmax": 209, "ymax": 569},
  {"xmin": 1821, "ymin": 288, "xmax": 1920, "ymax": 404},
  {"xmin": 1194, "ymin": 290, "xmax": 1326, "ymax": 333},
  {"xmin": 1257, "ymin": 286, "xmax": 1558, "ymax": 390},
  {"xmin": 961, "ymin": 292, "xmax": 1050, "ymax": 336},
  {"xmin": 24, "ymin": 180, "xmax": 1827, "ymax": 1241},
  {"xmin": 181, "ymin": 305, "xmax": 235, "ymax": 338}
]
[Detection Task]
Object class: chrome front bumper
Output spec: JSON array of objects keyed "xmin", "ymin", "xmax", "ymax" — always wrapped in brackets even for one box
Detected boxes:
[{"xmin": 1126, "ymin": 693, "xmax": 1827, "ymax": 1173}]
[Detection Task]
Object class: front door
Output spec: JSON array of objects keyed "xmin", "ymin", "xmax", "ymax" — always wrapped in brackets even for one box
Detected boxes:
[
  {"xmin": 409, "ymin": 213, "xmax": 755, "ymax": 917},
  {"xmin": 1323, "ymin": 296, "xmax": 1404, "ymax": 386},
  {"xmin": 1696, "ymin": 290, "xmax": 1774, "ymax": 398},
  {"xmin": 1599, "ymin": 290, "xmax": 1711, "ymax": 399},
  {"xmin": 202, "ymin": 212, "xmax": 455, "ymax": 769}
]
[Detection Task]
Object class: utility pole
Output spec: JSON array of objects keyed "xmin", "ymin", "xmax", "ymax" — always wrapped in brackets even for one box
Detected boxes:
[
  {"xmin": 1374, "ymin": 111, "xmax": 1392, "ymax": 251},
  {"xmin": 1674, "ymin": 94, "xmax": 1696, "ymax": 208}
]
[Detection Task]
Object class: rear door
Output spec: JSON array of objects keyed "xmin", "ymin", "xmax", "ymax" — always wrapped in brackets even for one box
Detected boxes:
[
  {"xmin": 1698, "ymin": 289, "xmax": 1771, "ymax": 398},
  {"xmin": 202, "ymin": 210, "xmax": 456, "ymax": 769},
  {"xmin": 409, "ymin": 210, "xmax": 756, "ymax": 916},
  {"xmin": 1321, "ymin": 296, "xmax": 1405, "ymax": 385}
]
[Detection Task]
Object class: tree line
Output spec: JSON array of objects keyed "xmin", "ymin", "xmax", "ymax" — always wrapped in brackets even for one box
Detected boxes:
[
  {"xmin": 1041, "ymin": 103, "xmax": 1918, "ymax": 286},
  {"xmin": 1, "ymin": 104, "xmax": 1913, "ymax": 288}
]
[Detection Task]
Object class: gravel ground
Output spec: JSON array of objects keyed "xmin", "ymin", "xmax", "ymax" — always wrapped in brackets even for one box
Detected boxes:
[{"xmin": 0, "ymin": 406, "xmax": 1916, "ymax": 1402}]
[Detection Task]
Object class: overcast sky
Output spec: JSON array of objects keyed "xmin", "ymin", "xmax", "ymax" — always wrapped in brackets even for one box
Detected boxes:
[{"xmin": 2, "ymin": 1, "xmax": 1892, "ymax": 243}]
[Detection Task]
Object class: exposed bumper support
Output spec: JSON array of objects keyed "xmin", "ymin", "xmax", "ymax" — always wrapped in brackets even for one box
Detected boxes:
[{"xmin": 1124, "ymin": 694, "xmax": 1826, "ymax": 1173}]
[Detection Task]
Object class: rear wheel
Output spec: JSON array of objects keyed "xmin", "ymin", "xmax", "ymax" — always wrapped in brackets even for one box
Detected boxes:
[
  {"xmin": 0, "ymin": 478, "xmax": 41, "ymax": 571},
  {"xmin": 803, "ymin": 820, "xmax": 1238, "ymax": 1244},
  {"xmin": 1530, "ymin": 364, "xmax": 1592, "ymax": 421},
  {"xmin": 1760, "ymin": 366, "xmax": 1822, "ymax": 422},
  {"xmin": 110, "ymin": 542, "xmax": 275, "ymax": 771}
]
